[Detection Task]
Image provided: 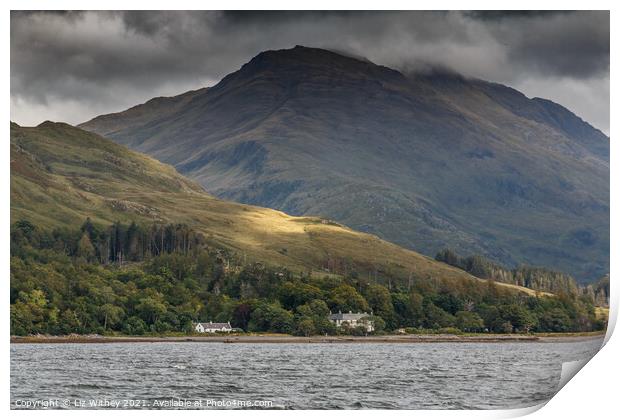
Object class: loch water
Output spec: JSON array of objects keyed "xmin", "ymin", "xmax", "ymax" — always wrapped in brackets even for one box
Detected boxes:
[{"xmin": 10, "ymin": 338, "xmax": 603, "ymax": 409}]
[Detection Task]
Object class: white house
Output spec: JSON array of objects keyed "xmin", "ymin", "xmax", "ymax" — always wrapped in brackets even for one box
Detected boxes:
[
  {"xmin": 193, "ymin": 321, "xmax": 233, "ymax": 333},
  {"xmin": 328, "ymin": 311, "xmax": 374, "ymax": 332}
]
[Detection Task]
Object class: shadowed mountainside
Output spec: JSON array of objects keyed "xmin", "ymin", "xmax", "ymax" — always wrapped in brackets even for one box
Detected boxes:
[{"xmin": 80, "ymin": 46, "xmax": 609, "ymax": 282}]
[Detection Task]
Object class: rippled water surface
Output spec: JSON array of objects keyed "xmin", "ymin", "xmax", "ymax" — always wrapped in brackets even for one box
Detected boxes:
[{"xmin": 11, "ymin": 339, "xmax": 603, "ymax": 409}]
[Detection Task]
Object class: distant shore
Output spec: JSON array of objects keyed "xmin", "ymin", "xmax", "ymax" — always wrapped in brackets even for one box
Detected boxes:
[{"xmin": 10, "ymin": 332, "xmax": 605, "ymax": 344}]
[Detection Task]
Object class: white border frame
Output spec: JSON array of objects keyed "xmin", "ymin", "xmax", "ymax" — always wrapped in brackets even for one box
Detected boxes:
[{"xmin": 3, "ymin": 2, "xmax": 616, "ymax": 419}]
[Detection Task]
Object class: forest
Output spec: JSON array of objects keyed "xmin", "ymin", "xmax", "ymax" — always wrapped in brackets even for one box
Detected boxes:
[
  {"xmin": 435, "ymin": 248, "xmax": 609, "ymax": 306},
  {"xmin": 10, "ymin": 219, "xmax": 607, "ymax": 336}
]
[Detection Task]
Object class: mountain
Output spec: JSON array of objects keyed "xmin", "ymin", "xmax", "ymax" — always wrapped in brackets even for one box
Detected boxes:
[
  {"xmin": 80, "ymin": 46, "xmax": 610, "ymax": 282},
  {"xmin": 12, "ymin": 121, "xmax": 519, "ymax": 291}
]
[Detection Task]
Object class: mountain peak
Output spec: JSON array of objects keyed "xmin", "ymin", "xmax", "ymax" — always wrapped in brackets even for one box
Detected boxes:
[
  {"xmin": 247, "ymin": 45, "xmax": 356, "ymax": 66},
  {"xmin": 36, "ymin": 120, "xmax": 75, "ymax": 130},
  {"xmin": 234, "ymin": 45, "xmax": 404, "ymax": 83},
  {"xmin": 253, "ymin": 45, "xmax": 357, "ymax": 61}
]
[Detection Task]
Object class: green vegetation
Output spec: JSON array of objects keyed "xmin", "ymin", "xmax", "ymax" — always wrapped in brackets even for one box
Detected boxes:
[
  {"xmin": 11, "ymin": 219, "xmax": 607, "ymax": 336},
  {"xmin": 434, "ymin": 249, "xmax": 610, "ymax": 305}
]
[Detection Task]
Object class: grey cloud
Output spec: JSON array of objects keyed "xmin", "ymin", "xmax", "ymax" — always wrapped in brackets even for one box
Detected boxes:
[{"xmin": 10, "ymin": 11, "xmax": 609, "ymax": 134}]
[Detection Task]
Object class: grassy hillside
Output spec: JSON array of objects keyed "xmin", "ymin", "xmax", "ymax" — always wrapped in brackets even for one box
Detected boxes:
[
  {"xmin": 81, "ymin": 46, "xmax": 609, "ymax": 282},
  {"xmin": 11, "ymin": 121, "xmax": 503, "ymax": 289}
]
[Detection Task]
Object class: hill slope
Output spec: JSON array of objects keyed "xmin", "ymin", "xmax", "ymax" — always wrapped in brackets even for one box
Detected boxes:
[
  {"xmin": 80, "ymin": 46, "xmax": 610, "ymax": 282},
  {"xmin": 11, "ymin": 121, "xmax": 504, "ymax": 289}
]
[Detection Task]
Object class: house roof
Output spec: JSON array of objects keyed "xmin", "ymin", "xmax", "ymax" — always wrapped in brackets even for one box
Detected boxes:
[
  {"xmin": 329, "ymin": 312, "xmax": 370, "ymax": 321},
  {"xmin": 194, "ymin": 322, "xmax": 232, "ymax": 329}
]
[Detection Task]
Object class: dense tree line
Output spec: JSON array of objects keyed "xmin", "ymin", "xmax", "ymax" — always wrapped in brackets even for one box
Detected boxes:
[
  {"xmin": 582, "ymin": 275, "xmax": 610, "ymax": 308},
  {"xmin": 10, "ymin": 220, "xmax": 606, "ymax": 336},
  {"xmin": 11, "ymin": 218, "xmax": 206, "ymax": 265},
  {"xmin": 434, "ymin": 249, "xmax": 591, "ymax": 296}
]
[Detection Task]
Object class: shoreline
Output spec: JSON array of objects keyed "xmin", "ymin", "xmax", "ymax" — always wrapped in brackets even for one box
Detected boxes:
[{"xmin": 10, "ymin": 332, "xmax": 605, "ymax": 344}]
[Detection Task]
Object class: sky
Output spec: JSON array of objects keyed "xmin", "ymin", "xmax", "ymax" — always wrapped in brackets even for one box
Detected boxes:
[{"xmin": 10, "ymin": 10, "xmax": 610, "ymax": 134}]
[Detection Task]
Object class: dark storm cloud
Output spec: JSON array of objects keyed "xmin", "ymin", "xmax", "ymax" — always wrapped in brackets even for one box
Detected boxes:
[
  {"xmin": 10, "ymin": 10, "xmax": 610, "ymax": 133},
  {"xmin": 485, "ymin": 11, "xmax": 609, "ymax": 79},
  {"xmin": 464, "ymin": 10, "xmax": 570, "ymax": 20}
]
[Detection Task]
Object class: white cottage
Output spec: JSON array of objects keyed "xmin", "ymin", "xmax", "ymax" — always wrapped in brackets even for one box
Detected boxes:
[
  {"xmin": 328, "ymin": 311, "xmax": 374, "ymax": 332},
  {"xmin": 193, "ymin": 321, "xmax": 233, "ymax": 333}
]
